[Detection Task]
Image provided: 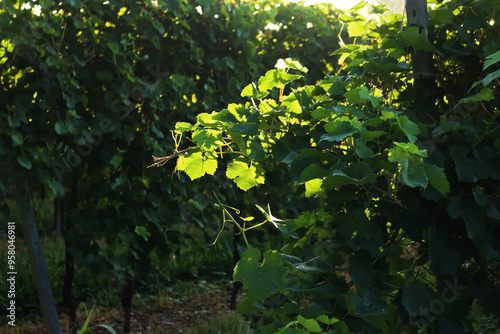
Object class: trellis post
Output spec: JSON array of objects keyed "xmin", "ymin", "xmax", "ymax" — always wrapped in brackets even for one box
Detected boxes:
[{"xmin": 14, "ymin": 178, "xmax": 62, "ymax": 334}]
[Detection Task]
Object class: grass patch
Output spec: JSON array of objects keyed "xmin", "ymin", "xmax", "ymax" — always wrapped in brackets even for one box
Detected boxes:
[{"xmin": 186, "ymin": 311, "xmax": 250, "ymax": 334}]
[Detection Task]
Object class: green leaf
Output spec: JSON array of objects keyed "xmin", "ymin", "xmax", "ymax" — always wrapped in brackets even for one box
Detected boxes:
[
  {"xmin": 344, "ymin": 86, "xmax": 369, "ymax": 105},
  {"xmin": 297, "ymin": 315, "xmax": 322, "ymax": 333},
  {"xmin": 360, "ymin": 130, "xmax": 387, "ymax": 142},
  {"xmin": 432, "ymin": 122, "xmax": 460, "ymax": 138},
  {"xmin": 348, "ymin": 21, "xmax": 371, "ymax": 37},
  {"xmin": 258, "ymin": 69, "xmax": 302, "ymax": 92},
  {"xmin": 397, "ymin": 116, "xmax": 420, "ymax": 143},
  {"xmin": 110, "ymin": 154, "xmax": 123, "ymax": 168},
  {"xmin": 48, "ymin": 178, "xmax": 64, "ymax": 195},
  {"xmin": 481, "ymin": 69, "xmax": 500, "ymax": 87},
  {"xmin": 388, "ymin": 142, "xmax": 427, "ymax": 163},
  {"xmin": 484, "ymin": 50, "xmax": 500, "ymax": 70},
  {"xmin": 174, "ymin": 122, "xmax": 194, "ymax": 132},
  {"xmin": 11, "ymin": 132, "xmax": 23, "ymax": 146},
  {"xmin": 323, "ymin": 162, "xmax": 376, "ymax": 188},
  {"xmin": 152, "ymin": 20, "xmax": 165, "ymax": 34},
  {"xmin": 248, "ymin": 138, "xmax": 265, "ymax": 161},
  {"xmin": 17, "ymin": 155, "xmax": 32, "ymax": 170},
  {"xmin": 423, "ymin": 163, "xmax": 450, "ymax": 194},
  {"xmin": 283, "ymin": 58, "xmax": 308, "ymax": 73},
  {"xmin": 300, "ymin": 164, "xmax": 329, "ymax": 182},
  {"xmin": 226, "ymin": 158, "xmax": 265, "ymax": 191},
  {"xmin": 233, "ymin": 248, "xmax": 287, "ymax": 301},
  {"xmin": 54, "ymin": 121, "xmax": 67, "ymax": 135},
  {"xmin": 473, "ymin": 185, "xmax": 487, "ymax": 206},
  {"xmin": 458, "ymin": 88, "xmax": 493, "ymax": 105},
  {"xmin": 355, "ymin": 139, "xmax": 375, "ymax": 158},
  {"xmin": 398, "ymin": 27, "xmax": 436, "ymax": 52},
  {"xmin": 192, "ymin": 128, "xmax": 224, "ymax": 151},
  {"xmin": 320, "ymin": 121, "xmax": 358, "ymax": 142},
  {"xmin": 304, "ymin": 179, "xmax": 323, "ymax": 197},
  {"xmin": 177, "ymin": 151, "xmax": 217, "ymax": 180},
  {"xmin": 450, "ymin": 146, "xmax": 478, "ymax": 183},
  {"xmin": 402, "ymin": 281, "xmax": 434, "ymax": 316},
  {"xmin": 401, "ymin": 159, "xmax": 428, "ymax": 188},
  {"xmin": 134, "ymin": 226, "xmax": 151, "ymax": 241},
  {"xmin": 241, "ymin": 82, "xmax": 268, "ymax": 99},
  {"xmin": 171, "ymin": 74, "xmax": 186, "ymax": 88},
  {"xmin": 316, "ymin": 315, "xmax": 339, "ymax": 325}
]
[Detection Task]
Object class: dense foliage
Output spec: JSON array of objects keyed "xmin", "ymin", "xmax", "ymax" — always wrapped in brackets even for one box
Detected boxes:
[
  {"xmin": 0, "ymin": 0, "xmax": 343, "ymax": 329},
  {"xmin": 158, "ymin": 0, "xmax": 500, "ymax": 333}
]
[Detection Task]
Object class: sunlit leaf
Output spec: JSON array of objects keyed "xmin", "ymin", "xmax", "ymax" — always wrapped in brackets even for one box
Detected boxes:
[
  {"xmin": 177, "ymin": 151, "xmax": 217, "ymax": 180},
  {"xmin": 226, "ymin": 158, "xmax": 265, "ymax": 191}
]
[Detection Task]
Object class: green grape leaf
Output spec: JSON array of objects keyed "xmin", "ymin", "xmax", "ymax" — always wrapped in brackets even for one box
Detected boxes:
[
  {"xmin": 360, "ymin": 130, "xmax": 387, "ymax": 141},
  {"xmin": 300, "ymin": 164, "xmax": 329, "ymax": 182},
  {"xmin": 17, "ymin": 155, "xmax": 32, "ymax": 170},
  {"xmin": 192, "ymin": 128, "xmax": 224, "ymax": 151},
  {"xmin": 432, "ymin": 122, "xmax": 460, "ymax": 137},
  {"xmin": 397, "ymin": 116, "xmax": 420, "ymax": 143},
  {"xmin": 323, "ymin": 162, "xmax": 376, "ymax": 188},
  {"xmin": 175, "ymin": 122, "xmax": 194, "ymax": 132},
  {"xmin": 401, "ymin": 159, "xmax": 428, "ymax": 188},
  {"xmin": 258, "ymin": 69, "xmax": 302, "ymax": 92},
  {"xmin": 402, "ymin": 281, "xmax": 435, "ymax": 316},
  {"xmin": 458, "ymin": 88, "xmax": 494, "ymax": 105},
  {"xmin": 11, "ymin": 132, "xmax": 23, "ymax": 146},
  {"xmin": 348, "ymin": 21, "xmax": 371, "ymax": 37},
  {"xmin": 423, "ymin": 163, "xmax": 450, "ymax": 194},
  {"xmin": 344, "ymin": 86, "xmax": 370, "ymax": 105},
  {"xmin": 134, "ymin": 226, "xmax": 151, "ymax": 241},
  {"xmin": 241, "ymin": 82, "xmax": 268, "ymax": 99},
  {"xmin": 152, "ymin": 20, "xmax": 165, "ymax": 35},
  {"xmin": 398, "ymin": 27, "xmax": 436, "ymax": 52},
  {"xmin": 388, "ymin": 142, "xmax": 427, "ymax": 163},
  {"xmin": 233, "ymin": 248, "xmax": 287, "ymax": 301},
  {"xmin": 320, "ymin": 121, "xmax": 358, "ymax": 143},
  {"xmin": 48, "ymin": 178, "xmax": 64, "ymax": 195},
  {"xmin": 248, "ymin": 138, "xmax": 265, "ymax": 161},
  {"xmin": 283, "ymin": 58, "xmax": 308, "ymax": 72},
  {"xmin": 226, "ymin": 158, "xmax": 265, "ymax": 191},
  {"xmin": 110, "ymin": 154, "xmax": 123, "ymax": 168},
  {"xmin": 297, "ymin": 315, "xmax": 322, "ymax": 333},
  {"xmin": 177, "ymin": 151, "xmax": 217, "ymax": 180},
  {"xmin": 355, "ymin": 139, "xmax": 375, "ymax": 158},
  {"xmin": 304, "ymin": 179, "xmax": 323, "ymax": 197},
  {"xmin": 484, "ymin": 50, "xmax": 500, "ymax": 70},
  {"xmin": 481, "ymin": 69, "xmax": 500, "ymax": 87}
]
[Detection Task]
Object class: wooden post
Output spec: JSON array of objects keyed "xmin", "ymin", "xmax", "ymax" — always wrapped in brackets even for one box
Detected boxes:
[
  {"xmin": 405, "ymin": 0, "xmax": 433, "ymax": 76},
  {"xmin": 14, "ymin": 178, "xmax": 62, "ymax": 334},
  {"xmin": 405, "ymin": 0, "xmax": 439, "ymax": 122},
  {"xmin": 406, "ymin": 0, "xmax": 429, "ymax": 28}
]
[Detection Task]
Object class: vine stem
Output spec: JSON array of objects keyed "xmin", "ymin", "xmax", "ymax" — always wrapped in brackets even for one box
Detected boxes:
[{"xmin": 147, "ymin": 148, "xmax": 191, "ymax": 168}]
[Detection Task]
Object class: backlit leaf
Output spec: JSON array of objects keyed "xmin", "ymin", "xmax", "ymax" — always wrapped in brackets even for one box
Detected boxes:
[
  {"xmin": 226, "ymin": 158, "xmax": 265, "ymax": 191},
  {"xmin": 177, "ymin": 151, "xmax": 217, "ymax": 180}
]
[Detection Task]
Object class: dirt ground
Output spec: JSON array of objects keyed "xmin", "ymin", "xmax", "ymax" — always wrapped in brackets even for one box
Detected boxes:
[{"xmin": 1, "ymin": 283, "xmax": 242, "ymax": 334}]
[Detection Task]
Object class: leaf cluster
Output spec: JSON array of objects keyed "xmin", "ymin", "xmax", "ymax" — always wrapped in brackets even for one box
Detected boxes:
[{"xmin": 163, "ymin": 0, "xmax": 500, "ymax": 332}]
